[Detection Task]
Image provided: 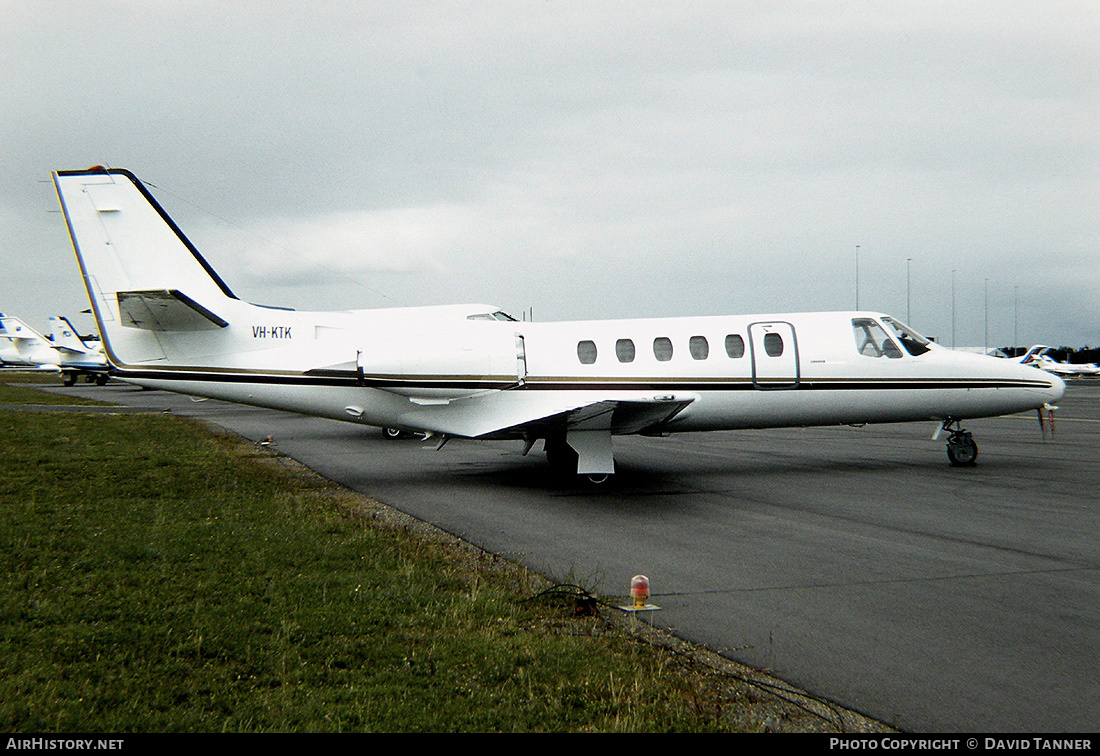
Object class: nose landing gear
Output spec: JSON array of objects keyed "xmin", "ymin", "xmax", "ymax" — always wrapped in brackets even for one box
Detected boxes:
[{"xmin": 941, "ymin": 419, "xmax": 979, "ymax": 467}]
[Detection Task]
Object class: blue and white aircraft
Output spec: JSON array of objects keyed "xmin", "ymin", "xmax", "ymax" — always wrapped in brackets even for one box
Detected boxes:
[{"xmin": 0, "ymin": 313, "xmax": 108, "ymax": 385}]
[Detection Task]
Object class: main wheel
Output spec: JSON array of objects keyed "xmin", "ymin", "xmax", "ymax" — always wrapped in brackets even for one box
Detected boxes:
[
  {"xmin": 946, "ymin": 435, "xmax": 978, "ymax": 467},
  {"xmin": 382, "ymin": 427, "xmax": 407, "ymax": 440}
]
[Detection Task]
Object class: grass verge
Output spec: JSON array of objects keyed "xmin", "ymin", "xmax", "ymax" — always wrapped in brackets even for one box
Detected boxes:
[
  {"xmin": 1, "ymin": 373, "xmax": 109, "ymax": 406},
  {"xmin": 0, "ymin": 384, "xmax": 889, "ymax": 732}
]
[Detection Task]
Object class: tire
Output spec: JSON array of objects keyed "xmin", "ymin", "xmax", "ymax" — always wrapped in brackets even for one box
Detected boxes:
[{"xmin": 947, "ymin": 436, "xmax": 978, "ymax": 467}]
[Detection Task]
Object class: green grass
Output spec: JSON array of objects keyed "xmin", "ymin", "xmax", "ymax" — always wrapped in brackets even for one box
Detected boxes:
[
  {"xmin": 0, "ymin": 387, "xmax": 882, "ymax": 732},
  {"xmin": 1, "ymin": 374, "xmax": 108, "ymax": 406}
]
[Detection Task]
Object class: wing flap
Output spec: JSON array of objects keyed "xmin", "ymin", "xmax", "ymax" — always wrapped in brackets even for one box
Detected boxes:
[{"xmin": 397, "ymin": 390, "xmax": 696, "ymax": 438}]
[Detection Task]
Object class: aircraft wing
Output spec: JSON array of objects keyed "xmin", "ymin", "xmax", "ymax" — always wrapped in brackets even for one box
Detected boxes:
[{"xmin": 393, "ymin": 389, "xmax": 696, "ymax": 439}]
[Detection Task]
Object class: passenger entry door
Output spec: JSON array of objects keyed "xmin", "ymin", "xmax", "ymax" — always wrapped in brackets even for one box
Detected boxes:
[
  {"xmin": 748, "ymin": 321, "xmax": 799, "ymax": 389},
  {"xmin": 515, "ymin": 333, "xmax": 528, "ymax": 386}
]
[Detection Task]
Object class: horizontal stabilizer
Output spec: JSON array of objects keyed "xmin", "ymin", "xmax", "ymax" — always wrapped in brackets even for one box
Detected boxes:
[{"xmin": 117, "ymin": 290, "xmax": 228, "ymax": 331}]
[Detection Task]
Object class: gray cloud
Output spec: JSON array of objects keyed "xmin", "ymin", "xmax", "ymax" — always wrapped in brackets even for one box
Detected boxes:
[{"xmin": 2, "ymin": 0, "xmax": 1097, "ymax": 349}]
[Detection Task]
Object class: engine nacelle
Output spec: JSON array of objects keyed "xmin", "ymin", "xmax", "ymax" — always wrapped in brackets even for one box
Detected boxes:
[{"xmin": 356, "ymin": 327, "xmax": 525, "ymax": 399}]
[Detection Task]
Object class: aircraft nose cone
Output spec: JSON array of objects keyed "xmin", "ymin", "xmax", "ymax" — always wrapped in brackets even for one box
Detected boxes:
[{"xmin": 1047, "ymin": 372, "xmax": 1067, "ymax": 403}]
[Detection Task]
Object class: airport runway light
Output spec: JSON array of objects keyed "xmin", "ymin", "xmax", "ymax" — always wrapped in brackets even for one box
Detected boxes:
[{"xmin": 619, "ymin": 574, "xmax": 659, "ymax": 613}]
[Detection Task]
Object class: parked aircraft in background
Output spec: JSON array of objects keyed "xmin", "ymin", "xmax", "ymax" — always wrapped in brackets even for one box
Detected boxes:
[
  {"xmin": 952, "ymin": 346, "xmax": 1010, "ymax": 359},
  {"xmin": 1017, "ymin": 345, "xmax": 1100, "ymax": 377},
  {"xmin": 48, "ymin": 315, "xmax": 99, "ymax": 351},
  {"xmin": 0, "ymin": 331, "xmax": 30, "ymax": 368},
  {"xmin": 0, "ymin": 313, "xmax": 109, "ymax": 385},
  {"xmin": 52, "ymin": 167, "xmax": 1064, "ymax": 479}
]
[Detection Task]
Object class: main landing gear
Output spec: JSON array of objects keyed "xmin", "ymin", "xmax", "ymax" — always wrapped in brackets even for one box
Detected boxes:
[
  {"xmin": 62, "ymin": 371, "xmax": 109, "ymax": 387},
  {"xmin": 544, "ymin": 435, "xmax": 614, "ymax": 484},
  {"xmin": 941, "ymin": 419, "xmax": 979, "ymax": 467}
]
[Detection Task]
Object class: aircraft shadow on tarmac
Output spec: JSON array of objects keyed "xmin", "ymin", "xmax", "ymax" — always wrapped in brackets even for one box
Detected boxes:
[{"xmin": 384, "ymin": 432, "xmax": 996, "ymax": 499}]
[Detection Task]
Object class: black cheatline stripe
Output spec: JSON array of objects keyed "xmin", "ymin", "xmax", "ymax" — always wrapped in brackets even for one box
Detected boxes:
[
  {"xmin": 525, "ymin": 381, "xmax": 1047, "ymax": 392},
  {"xmin": 111, "ymin": 366, "xmax": 1053, "ymax": 393},
  {"xmin": 114, "ymin": 367, "xmax": 516, "ymax": 390}
]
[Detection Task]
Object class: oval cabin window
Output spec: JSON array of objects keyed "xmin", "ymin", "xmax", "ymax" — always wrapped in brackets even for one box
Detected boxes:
[
  {"xmin": 616, "ymin": 338, "xmax": 636, "ymax": 363},
  {"xmin": 577, "ymin": 340, "xmax": 598, "ymax": 364},
  {"xmin": 689, "ymin": 335, "xmax": 709, "ymax": 360},
  {"xmin": 653, "ymin": 337, "xmax": 674, "ymax": 362},
  {"xmin": 763, "ymin": 332, "xmax": 784, "ymax": 357},
  {"xmin": 725, "ymin": 334, "xmax": 745, "ymax": 359}
]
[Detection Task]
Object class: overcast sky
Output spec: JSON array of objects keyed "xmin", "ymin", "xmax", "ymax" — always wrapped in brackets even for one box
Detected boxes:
[{"xmin": 2, "ymin": 1, "xmax": 1097, "ymax": 348}]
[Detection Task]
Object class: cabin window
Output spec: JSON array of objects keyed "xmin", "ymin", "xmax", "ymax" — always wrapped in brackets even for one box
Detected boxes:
[
  {"xmin": 615, "ymin": 338, "xmax": 636, "ymax": 363},
  {"xmin": 689, "ymin": 335, "xmax": 709, "ymax": 360},
  {"xmin": 577, "ymin": 340, "xmax": 598, "ymax": 364},
  {"xmin": 653, "ymin": 337, "xmax": 674, "ymax": 362},
  {"xmin": 763, "ymin": 332, "xmax": 784, "ymax": 357},
  {"xmin": 725, "ymin": 334, "xmax": 745, "ymax": 359},
  {"xmin": 852, "ymin": 318, "xmax": 902, "ymax": 359}
]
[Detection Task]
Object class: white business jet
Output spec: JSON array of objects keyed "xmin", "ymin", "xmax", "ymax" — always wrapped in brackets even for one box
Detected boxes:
[
  {"xmin": 0, "ymin": 313, "xmax": 109, "ymax": 384},
  {"xmin": 0, "ymin": 317, "xmax": 30, "ymax": 368},
  {"xmin": 1017, "ymin": 345, "xmax": 1100, "ymax": 377},
  {"xmin": 47, "ymin": 316, "xmax": 110, "ymax": 385},
  {"xmin": 52, "ymin": 167, "xmax": 1064, "ymax": 478}
]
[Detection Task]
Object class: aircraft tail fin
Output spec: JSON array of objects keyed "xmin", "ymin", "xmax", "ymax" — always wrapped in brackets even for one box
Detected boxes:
[
  {"xmin": 0, "ymin": 315, "xmax": 47, "ymax": 345},
  {"xmin": 52, "ymin": 168, "xmax": 237, "ymax": 366},
  {"xmin": 0, "ymin": 315, "xmax": 55, "ymax": 367},
  {"xmin": 47, "ymin": 316, "xmax": 91, "ymax": 351}
]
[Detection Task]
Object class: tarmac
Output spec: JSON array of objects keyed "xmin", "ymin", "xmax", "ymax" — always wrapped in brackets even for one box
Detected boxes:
[{"xmin": 27, "ymin": 378, "xmax": 1100, "ymax": 732}]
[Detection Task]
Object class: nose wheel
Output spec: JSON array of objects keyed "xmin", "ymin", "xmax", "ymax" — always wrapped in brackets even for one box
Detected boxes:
[{"xmin": 943, "ymin": 420, "xmax": 979, "ymax": 467}]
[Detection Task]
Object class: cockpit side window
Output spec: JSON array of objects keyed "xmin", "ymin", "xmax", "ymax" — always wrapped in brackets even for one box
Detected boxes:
[
  {"xmin": 852, "ymin": 318, "xmax": 903, "ymax": 359},
  {"xmin": 882, "ymin": 317, "xmax": 931, "ymax": 356},
  {"xmin": 467, "ymin": 310, "xmax": 518, "ymax": 322}
]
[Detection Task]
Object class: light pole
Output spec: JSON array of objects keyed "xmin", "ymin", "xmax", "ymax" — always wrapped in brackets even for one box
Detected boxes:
[
  {"xmin": 1014, "ymin": 285, "xmax": 1019, "ymax": 350},
  {"xmin": 855, "ymin": 245, "xmax": 860, "ymax": 310},
  {"xmin": 951, "ymin": 269, "xmax": 957, "ymax": 349},
  {"xmin": 906, "ymin": 257, "xmax": 912, "ymax": 324},
  {"xmin": 984, "ymin": 277, "xmax": 989, "ymax": 355}
]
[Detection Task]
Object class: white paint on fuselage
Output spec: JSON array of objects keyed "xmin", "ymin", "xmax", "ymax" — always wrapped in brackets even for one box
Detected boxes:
[
  {"xmin": 52, "ymin": 167, "xmax": 1064, "ymax": 457},
  {"xmin": 119, "ymin": 304, "xmax": 1063, "ymax": 438}
]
